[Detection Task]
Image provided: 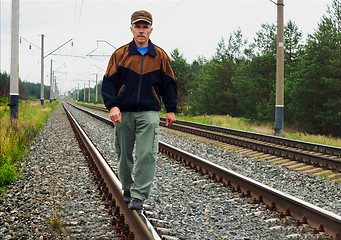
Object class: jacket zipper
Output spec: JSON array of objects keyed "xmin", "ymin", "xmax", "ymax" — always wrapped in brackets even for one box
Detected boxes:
[{"xmin": 137, "ymin": 55, "xmax": 144, "ymax": 111}]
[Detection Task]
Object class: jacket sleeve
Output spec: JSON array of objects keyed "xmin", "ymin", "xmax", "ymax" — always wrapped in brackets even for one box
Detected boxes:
[
  {"xmin": 102, "ymin": 52, "xmax": 119, "ymax": 111},
  {"xmin": 160, "ymin": 54, "xmax": 178, "ymax": 113}
]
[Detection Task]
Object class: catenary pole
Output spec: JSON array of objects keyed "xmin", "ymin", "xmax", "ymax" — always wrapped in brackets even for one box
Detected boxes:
[
  {"xmin": 40, "ymin": 34, "xmax": 44, "ymax": 106},
  {"xmin": 50, "ymin": 59, "xmax": 53, "ymax": 102},
  {"xmin": 88, "ymin": 80, "xmax": 90, "ymax": 103},
  {"xmin": 275, "ymin": 0, "xmax": 284, "ymax": 134},
  {"xmin": 53, "ymin": 78, "xmax": 55, "ymax": 101},
  {"xmin": 53, "ymin": 71, "xmax": 55, "ymax": 100},
  {"xmin": 83, "ymin": 83, "xmax": 85, "ymax": 102},
  {"xmin": 95, "ymin": 74, "xmax": 98, "ymax": 104},
  {"xmin": 9, "ymin": 0, "xmax": 19, "ymax": 119}
]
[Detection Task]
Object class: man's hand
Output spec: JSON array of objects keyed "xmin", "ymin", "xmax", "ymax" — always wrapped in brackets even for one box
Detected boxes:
[
  {"xmin": 166, "ymin": 112, "xmax": 176, "ymax": 126},
  {"xmin": 110, "ymin": 107, "xmax": 121, "ymax": 124}
]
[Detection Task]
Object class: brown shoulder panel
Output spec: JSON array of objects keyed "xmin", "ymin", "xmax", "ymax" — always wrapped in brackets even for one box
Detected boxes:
[
  {"xmin": 105, "ymin": 43, "xmax": 176, "ymax": 78},
  {"xmin": 155, "ymin": 45, "xmax": 176, "ymax": 81},
  {"xmin": 104, "ymin": 44, "xmax": 131, "ymax": 78}
]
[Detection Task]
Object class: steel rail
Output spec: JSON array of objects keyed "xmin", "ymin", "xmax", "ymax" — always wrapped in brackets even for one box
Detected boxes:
[
  {"xmin": 62, "ymin": 103, "xmax": 158, "ymax": 240},
  {"xmin": 66, "ymin": 101, "xmax": 341, "ymax": 239},
  {"xmin": 159, "ymin": 121, "xmax": 341, "ymax": 172},
  {"xmin": 160, "ymin": 142, "xmax": 341, "ymax": 239},
  {"xmin": 160, "ymin": 117, "xmax": 341, "ymax": 158}
]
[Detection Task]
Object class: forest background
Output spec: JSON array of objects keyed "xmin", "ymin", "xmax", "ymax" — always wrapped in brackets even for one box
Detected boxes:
[{"xmin": 1, "ymin": 1, "xmax": 341, "ymax": 137}]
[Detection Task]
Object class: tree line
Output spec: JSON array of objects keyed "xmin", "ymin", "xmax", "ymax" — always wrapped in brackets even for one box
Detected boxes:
[
  {"xmin": 0, "ymin": 72, "xmax": 51, "ymax": 100},
  {"xmin": 170, "ymin": 0, "xmax": 341, "ymax": 137}
]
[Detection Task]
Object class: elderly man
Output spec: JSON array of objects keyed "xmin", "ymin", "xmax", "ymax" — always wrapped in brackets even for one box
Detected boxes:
[{"xmin": 101, "ymin": 10, "xmax": 178, "ymax": 210}]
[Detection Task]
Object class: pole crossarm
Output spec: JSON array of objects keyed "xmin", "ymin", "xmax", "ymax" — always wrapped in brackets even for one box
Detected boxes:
[
  {"xmin": 97, "ymin": 40, "xmax": 116, "ymax": 49},
  {"xmin": 86, "ymin": 39, "xmax": 116, "ymax": 57},
  {"xmin": 87, "ymin": 55, "xmax": 111, "ymax": 57},
  {"xmin": 55, "ymin": 63, "xmax": 66, "ymax": 72},
  {"xmin": 269, "ymin": 0, "xmax": 284, "ymax": 6},
  {"xmin": 44, "ymin": 38, "xmax": 73, "ymax": 58},
  {"xmin": 90, "ymin": 64, "xmax": 105, "ymax": 72},
  {"xmin": 19, "ymin": 36, "xmax": 41, "ymax": 49},
  {"xmin": 49, "ymin": 53, "xmax": 85, "ymax": 58}
]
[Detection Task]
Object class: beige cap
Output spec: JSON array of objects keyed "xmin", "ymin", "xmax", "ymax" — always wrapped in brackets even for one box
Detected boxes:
[{"xmin": 131, "ymin": 10, "xmax": 153, "ymax": 25}]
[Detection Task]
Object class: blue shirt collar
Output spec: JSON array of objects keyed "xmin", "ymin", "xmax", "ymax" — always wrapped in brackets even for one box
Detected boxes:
[{"xmin": 128, "ymin": 39, "xmax": 156, "ymax": 57}]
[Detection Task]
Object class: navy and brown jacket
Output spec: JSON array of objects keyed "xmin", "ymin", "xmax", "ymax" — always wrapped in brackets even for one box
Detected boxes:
[{"xmin": 102, "ymin": 39, "xmax": 178, "ymax": 113}]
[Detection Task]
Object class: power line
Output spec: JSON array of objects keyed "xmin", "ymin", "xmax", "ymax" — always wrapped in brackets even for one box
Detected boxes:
[
  {"xmin": 156, "ymin": 0, "xmax": 184, "ymax": 23},
  {"xmin": 73, "ymin": 0, "xmax": 84, "ymax": 56}
]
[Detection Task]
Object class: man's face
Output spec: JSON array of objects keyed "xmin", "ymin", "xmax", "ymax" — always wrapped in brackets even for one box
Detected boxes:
[{"xmin": 130, "ymin": 21, "xmax": 153, "ymax": 47}]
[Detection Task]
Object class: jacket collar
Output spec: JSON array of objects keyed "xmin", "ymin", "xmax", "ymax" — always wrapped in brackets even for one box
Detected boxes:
[{"xmin": 128, "ymin": 39, "xmax": 156, "ymax": 57}]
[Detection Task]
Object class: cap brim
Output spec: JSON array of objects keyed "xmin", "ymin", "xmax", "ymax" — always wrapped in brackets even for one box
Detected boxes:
[{"xmin": 131, "ymin": 18, "xmax": 152, "ymax": 24}]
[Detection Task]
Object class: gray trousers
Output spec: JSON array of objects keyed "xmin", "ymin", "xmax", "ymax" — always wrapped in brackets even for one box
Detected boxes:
[{"xmin": 114, "ymin": 111, "xmax": 160, "ymax": 201}]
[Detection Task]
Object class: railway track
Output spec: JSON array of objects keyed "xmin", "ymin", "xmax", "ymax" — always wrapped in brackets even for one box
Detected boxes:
[
  {"xmin": 63, "ymin": 103, "xmax": 160, "ymax": 240},
  {"xmin": 65, "ymin": 101, "xmax": 341, "ymax": 239},
  {"xmin": 159, "ymin": 119, "xmax": 341, "ymax": 178},
  {"xmin": 75, "ymin": 102, "xmax": 341, "ymax": 181}
]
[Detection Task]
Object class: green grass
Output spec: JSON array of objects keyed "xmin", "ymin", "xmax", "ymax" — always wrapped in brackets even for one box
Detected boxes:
[
  {"xmin": 0, "ymin": 98, "xmax": 58, "ymax": 190},
  {"xmin": 170, "ymin": 113, "xmax": 341, "ymax": 148},
  {"xmin": 318, "ymin": 171, "xmax": 333, "ymax": 180}
]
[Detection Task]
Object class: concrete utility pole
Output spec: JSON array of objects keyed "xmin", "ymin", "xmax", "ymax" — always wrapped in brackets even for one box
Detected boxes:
[
  {"xmin": 40, "ymin": 34, "xmax": 44, "ymax": 106},
  {"xmin": 275, "ymin": 0, "xmax": 284, "ymax": 134},
  {"xmin": 9, "ymin": 0, "xmax": 19, "ymax": 119},
  {"xmin": 54, "ymin": 78, "xmax": 57, "ymax": 100},
  {"xmin": 83, "ymin": 83, "xmax": 85, "ymax": 102},
  {"xmin": 50, "ymin": 59, "xmax": 53, "ymax": 102},
  {"xmin": 95, "ymin": 74, "xmax": 98, "ymax": 104},
  {"xmin": 77, "ymin": 83, "xmax": 79, "ymax": 101},
  {"xmin": 88, "ymin": 80, "xmax": 90, "ymax": 103},
  {"xmin": 53, "ymin": 71, "xmax": 56, "ymax": 100}
]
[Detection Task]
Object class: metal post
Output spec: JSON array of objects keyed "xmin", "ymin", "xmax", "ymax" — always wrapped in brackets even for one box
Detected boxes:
[
  {"xmin": 50, "ymin": 59, "xmax": 52, "ymax": 103},
  {"xmin": 9, "ymin": 0, "xmax": 19, "ymax": 119},
  {"xmin": 95, "ymin": 74, "xmax": 98, "ymax": 104},
  {"xmin": 40, "ymin": 34, "xmax": 44, "ymax": 106},
  {"xmin": 88, "ymin": 80, "xmax": 90, "ymax": 103},
  {"xmin": 53, "ymin": 71, "xmax": 55, "ymax": 100},
  {"xmin": 53, "ymin": 78, "xmax": 58, "ymax": 100},
  {"xmin": 275, "ymin": 0, "xmax": 284, "ymax": 134}
]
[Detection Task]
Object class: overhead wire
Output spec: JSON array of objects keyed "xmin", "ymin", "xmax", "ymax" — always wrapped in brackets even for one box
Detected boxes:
[
  {"xmin": 155, "ymin": 0, "xmax": 184, "ymax": 23},
  {"xmin": 73, "ymin": 0, "xmax": 84, "ymax": 57}
]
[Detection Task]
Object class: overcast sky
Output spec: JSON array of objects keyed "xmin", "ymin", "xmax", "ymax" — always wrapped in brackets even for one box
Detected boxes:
[{"xmin": 0, "ymin": 0, "xmax": 332, "ymax": 95}]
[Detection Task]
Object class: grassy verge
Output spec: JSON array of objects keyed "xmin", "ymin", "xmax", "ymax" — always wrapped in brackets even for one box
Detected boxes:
[
  {"xmin": 171, "ymin": 113, "xmax": 341, "ymax": 148},
  {"xmin": 0, "ymin": 98, "xmax": 58, "ymax": 191}
]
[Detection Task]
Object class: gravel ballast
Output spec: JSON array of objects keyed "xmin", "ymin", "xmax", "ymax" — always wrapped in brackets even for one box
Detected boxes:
[
  {"xmin": 1, "ymin": 102, "xmax": 339, "ymax": 239},
  {"xmin": 68, "ymin": 104, "xmax": 338, "ymax": 239},
  {"xmin": 0, "ymin": 103, "xmax": 118, "ymax": 239}
]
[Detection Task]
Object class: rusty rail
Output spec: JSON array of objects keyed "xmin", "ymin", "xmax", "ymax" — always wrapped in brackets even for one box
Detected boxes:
[
  {"xmin": 160, "ymin": 121, "xmax": 341, "ymax": 172},
  {"xmin": 160, "ymin": 117, "xmax": 341, "ymax": 158},
  {"xmin": 159, "ymin": 142, "xmax": 341, "ymax": 239},
  {"xmin": 63, "ymin": 102, "xmax": 158, "ymax": 240}
]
